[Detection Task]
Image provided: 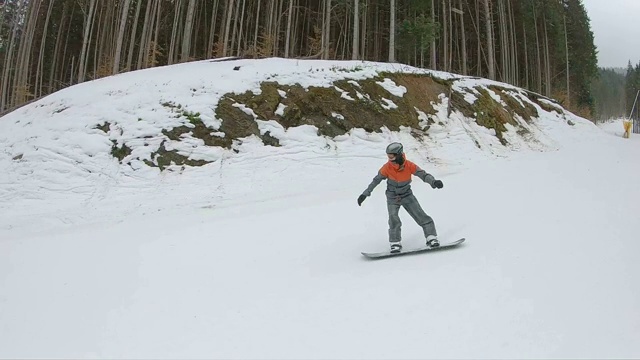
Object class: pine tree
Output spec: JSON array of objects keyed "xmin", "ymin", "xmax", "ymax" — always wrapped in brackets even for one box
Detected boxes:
[
  {"xmin": 0, "ymin": 0, "xmax": 605, "ymax": 116},
  {"xmin": 591, "ymin": 67, "xmax": 626, "ymax": 121},
  {"xmin": 563, "ymin": 0, "xmax": 598, "ymax": 117},
  {"xmin": 626, "ymin": 61, "xmax": 640, "ymax": 119}
]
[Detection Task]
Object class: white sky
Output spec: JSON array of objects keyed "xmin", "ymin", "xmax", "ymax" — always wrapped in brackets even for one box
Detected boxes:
[{"xmin": 581, "ymin": 0, "xmax": 640, "ymax": 68}]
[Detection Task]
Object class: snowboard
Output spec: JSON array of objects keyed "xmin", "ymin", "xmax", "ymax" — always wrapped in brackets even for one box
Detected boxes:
[{"xmin": 361, "ymin": 238, "xmax": 465, "ymax": 259}]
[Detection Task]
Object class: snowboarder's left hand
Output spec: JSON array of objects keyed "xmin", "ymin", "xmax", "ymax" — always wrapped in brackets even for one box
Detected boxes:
[
  {"xmin": 357, "ymin": 194, "xmax": 367, "ymax": 206},
  {"xmin": 432, "ymin": 180, "xmax": 443, "ymax": 189}
]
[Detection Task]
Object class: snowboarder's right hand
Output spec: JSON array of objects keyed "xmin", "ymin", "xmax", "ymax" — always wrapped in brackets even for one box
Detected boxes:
[
  {"xmin": 357, "ymin": 194, "xmax": 367, "ymax": 206},
  {"xmin": 432, "ymin": 180, "xmax": 443, "ymax": 189}
]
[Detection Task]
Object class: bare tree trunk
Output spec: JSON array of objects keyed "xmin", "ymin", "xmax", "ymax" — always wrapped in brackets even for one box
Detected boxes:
[
  {"xmin": 448, "ymin": 0, "xmax": 453, "ymax": 71},
  {"xmin": 12, "ymin": 0, "xmax": 29, "ymax": 103},
  {"xmin": 292, "ymin": 2, "xmax": 301, "ymax": 56},
  {"xmin": 1, "ymin": 5, "xmax": 20, "ymax": 110},
  {"xmin": 273, "ymin": 0, "xmax": 284, "ymax": 56},
  {"xmin": 136, "ymin": 0, "xmax": 153, "ymax": 68},
  {"xmin": 49, "ymin": 3, "xmax": 69, "ymax": 94},
  {"xmin": 501, "ymin": 0, "xmax": 508, "ymax": 82},
  {"xmin": 14, "ymin": 0, "xmax": 43, "ymax": 105},
  {"xmin": 175, "ymin": 0, "xmax": 186, "ymax": 62},
  {"xmin": 497, "ymin": 0, "xmax": 506, "ymax": 82},
  {"xmin": 267, "ymin": 0, "xmax": 275, "ymax": 47},
  {"xmin": 459, "ymin": 0, "xmax": 467, "ymax": 75},
  {"xmin": 338, "ymin": 7, "xmax": 349, "ymax": 60},
  {"xmin": 335, "ymin": 13, "xmax": 342, "ymax": 59},
  {"xmin": 431, "ymin": 0, "xmax": 436, "ymax": 69},
  {"xmin": 445, "ymin": 5, "xmax": 451, "ymax": 70},
  {"xmin": 92, "ymin": 5, "xmax": 104, "ymax": 78},
  {"xmin": 285, "ymin": 0, "xmax": 294, "ymax": 58},
  {"xmin": 523, "ymin": 22, "xmax": 529, "ymax": 89},
  {"xmin": 414, "ymin": 10, "xmax": 418, "ymax": 66},
  {"xmin": 151, "ymin": 0, "xmax": 162, "ymax": 67},
  {"xmin": 168, "ymin": 0, "xmax": 183, "ymax": 64},
  {"xmin": 352, "ymin": 0, "xmax": 359, "ymax": 60},
  {"xmin": 238, "ymin": 0, "xmax": 249, "ymax": 56},
  {"xmin": 483, "ymin": 0, "xmax": 495, "ymax": 80},
  {"xmin": 126, "ymin": 0, "xmax": 143, "ymax": 71},
  {"xmin": 302, "ymin": 4, "xmax": 310, "ymax": 56},
  {"xmin": 505, "ymin": 0, "xmax": 511, "ymax": 82},
  {"xmin": 114, "ymin": 0, "xmax": 132, "ymax": 74},
  {"xmin": 442, "ymin": 0, "xmax": 447, "ymax": 71},
  {"xmin": 533, "ymin": 2, "xmax": 542, "ymax": 93},
  {"xmin": 323, "ymin": 0, "xmax": 331, "ymax": 59},
  {"xmin": 36, "ymin": 0, "xmax": 56, "ymax": 97},
  {"xmin": 140, "ymin": 0, "xmax": 154, "ymax": 68},
  {"xmin": 107, "ymin": 4, "xmax": 119, "ymax": 71},
  {"xmin": 208, "ymin": 0, "xmax": 220, "ymax": 57},
  {"xmin": 229, "ymin": 0, "xmax": 242, "ymax": 55},
  {"xmin": 222, "ymin": 0, "xmax": 235, "ymax": 57},
  {"xmin": 476, "ymin": 0, "xmax": 481, "ymax": 76},
  {"xmin": 320, "ymin": 1, "xmax": 325, "ymax": 57},
  {"xmin": 543, "ymin": 13, "xmax": 551, "ymax": 96},
  {"xmin": 107, "ymin": 4, "xmax": 118, "ymax": 65},
  {"xmin": 193, "ymin": 2, "xmax": 203, "ymax": 59},
  {"xmin": 373, "ymin": 1, "xmax": 379, "ymax": 60},
  {"xmin": 0, "ymin": 4, "xmax": 6, "ymax": 41},
  {"xmin": 78, "ymin": 0, "xmax": 97, "ymax": 83},
  {"xmin": 69, "ymin": 56, "xmax": 75, "ymax": 88},
  {"xmin": 59, "ymin": 9, "xmax": 74, "ymax": 88},
  {"xmin": 361, "ymin": 0, "xmax": 368, "ymax": 59},
  {"xmin": 564, "ymin": 13, "xmax": 570, "ymax": 106},
  {"xmin": 253, "ymin": 0, "xmax": 261, "ymax": 54},
  {"xmin": 389, "ymin": 0, "xmax": 395, "ymax": 62},
  {"xmin": 508, "ymin": 0, "xmax": 517, "ymax": 85},
  {"xmin": 181, "ymin": 0, "xmax": 197, "ymax": 62}
]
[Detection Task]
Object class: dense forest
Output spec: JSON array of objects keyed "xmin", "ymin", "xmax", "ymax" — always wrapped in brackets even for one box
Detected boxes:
[
  {"xmin": 0, "ymin": 0, "xmax": 599, "ymax": 119},
  {"xmin": 591, "ymin": 67, "xmax": 626, "ymax": 121},
  {"xmin": 625, "ymin": 61, "xmax": 640, "ymax": 120},
  {"xmin": 589, "ymin": 63, "xmax": 640, "ymax": 122}
]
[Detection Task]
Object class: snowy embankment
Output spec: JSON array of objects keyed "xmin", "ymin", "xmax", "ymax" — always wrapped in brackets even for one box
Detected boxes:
[
  {"xmin": 1, "ymin": 57, "xmax": 564, "ymax": 237},
  {"xmin": 1, "ymin": 58, "xmax": 639, "ymax": 358}
]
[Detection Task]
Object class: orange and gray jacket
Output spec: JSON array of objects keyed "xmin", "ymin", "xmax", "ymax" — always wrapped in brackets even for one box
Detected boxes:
[{"xmin": 361, "ymin": 155, "xmax": 435, "ymax": 200}]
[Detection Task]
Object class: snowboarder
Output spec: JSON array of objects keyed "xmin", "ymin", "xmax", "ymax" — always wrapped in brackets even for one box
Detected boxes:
[{"xmin": 357, "ymin": 142, "xmax": 444, "ymax": 253}]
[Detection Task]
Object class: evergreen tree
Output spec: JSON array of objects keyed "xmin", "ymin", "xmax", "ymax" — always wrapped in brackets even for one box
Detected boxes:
[
  {"xmin": 0, "ymin": 0, "xmax": 605, "ymax": 119},
  {"xmin": 563, "ymin": 0, "xmax": 598, "ymax": 117},
  {"xmin": 626, "ymin": 61, "xmax": 640, "ymax": 119},
  {"xmin": 591, "ymin": 67, "xmax": 626, "ymax": 121}
]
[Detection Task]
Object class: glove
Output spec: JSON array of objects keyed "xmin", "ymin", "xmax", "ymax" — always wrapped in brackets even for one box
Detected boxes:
[
  {"xmin": 431, "ymin": 180, "xmax": 443, "ymax": 189},
  {"xmin": 357, "ymin": 194, "xmax": 367, "ymax": 206}
]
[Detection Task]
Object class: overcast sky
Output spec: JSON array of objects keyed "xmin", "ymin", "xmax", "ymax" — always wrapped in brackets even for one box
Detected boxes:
[{"xmin": 581, "ymin": 0, "xmax": 640, "ymax": 68}]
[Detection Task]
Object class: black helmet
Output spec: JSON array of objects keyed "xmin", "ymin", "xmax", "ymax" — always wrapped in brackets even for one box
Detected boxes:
[{"xmin": 386, "ymin": 142, "xmax": 405, "ymax": 165}]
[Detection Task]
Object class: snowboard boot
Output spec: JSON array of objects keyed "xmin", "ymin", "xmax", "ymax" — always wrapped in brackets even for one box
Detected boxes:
[
  {"xmin": 426, "ymin": 235, "xmax": 440, "ymax": 248},
  {"xmin": 390, "ymin": 241, "xmax": 402, "ymax": 253}
]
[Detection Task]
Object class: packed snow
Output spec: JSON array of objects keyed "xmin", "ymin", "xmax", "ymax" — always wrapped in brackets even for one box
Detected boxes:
[
  {"xmin": 376, "ymin": 78, "xmax": 407, "ymax": 97},
  {"xmin": 1, "ymin": 58, "xmax": 639, "ymax": 359},
  {"xmin": 381, "ymin": 97, "xmax": 399, "ymax": 109}
]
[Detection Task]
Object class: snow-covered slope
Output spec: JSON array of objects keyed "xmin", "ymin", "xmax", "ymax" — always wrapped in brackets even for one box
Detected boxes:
[
  {"xmin": 1, "ymin": 58, "xmax": 573, "ymax": 236},
  {"xmin": 1, "ymin": 59, "xmax": 639, "ymax": 358}
]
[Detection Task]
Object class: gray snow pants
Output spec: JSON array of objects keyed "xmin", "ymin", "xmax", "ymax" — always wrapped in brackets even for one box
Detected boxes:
[{"xmin": 387, "ymin": 194, "xmax": 437, "ymax": 243}]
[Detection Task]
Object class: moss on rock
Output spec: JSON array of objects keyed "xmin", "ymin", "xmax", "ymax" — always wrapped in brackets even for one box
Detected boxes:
[
  {"xmin": 215, "ymin": 96, "xmax": 261, "ymax": 140},
  {"xmin": 95, "ymin": 122, "xmax": 111, "ymax": 133},
  {"xmin": 473, "ymin": 88, "xmax": 516, "ymax": 145},
  {"xmin": 532, "ymin": 97, "xmax": 562, "ymax": 114},
  {"xmin": 114, "ymin": 71, "xmax": 563, "ymax": 171},
  {"xmin": 145, "ymin": 141, "xmax": 210, "ymax": 170},
  {"xmin": 111, "ymin": 140, "xmax": 132, "ymax": 162},
  {"xmin": 488, "ymin": 85, "xmax": 538, "ymax": 121}
]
